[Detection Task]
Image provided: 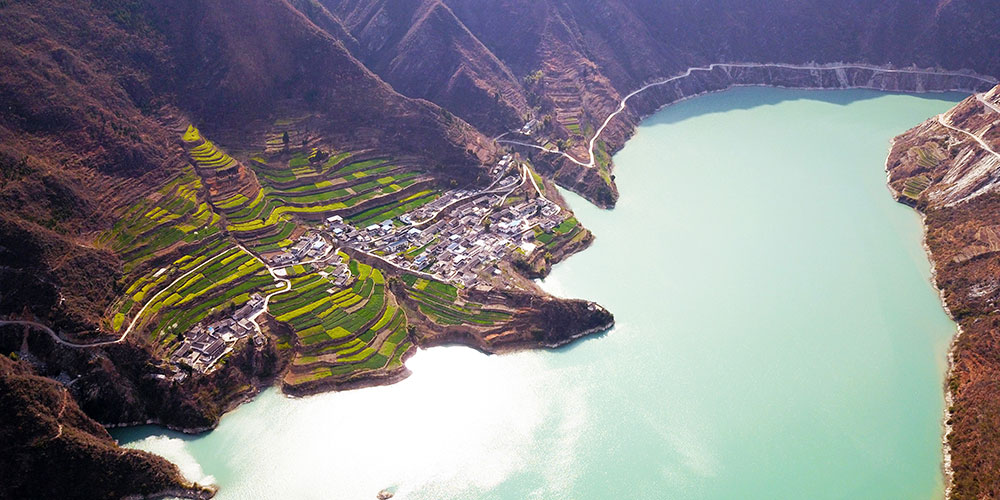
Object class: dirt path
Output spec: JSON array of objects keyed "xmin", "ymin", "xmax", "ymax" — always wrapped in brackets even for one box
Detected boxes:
[
  {"xmin": 938, "ymin": 113, "xmax": 1000, "ymax": 162},
  {"xmin": 977, "ymin": 93, "xmax": 1000, "ymax": 114},
  {"xmin": 1, "ymin": 247, "xmax": 232, "ymax": 348}
]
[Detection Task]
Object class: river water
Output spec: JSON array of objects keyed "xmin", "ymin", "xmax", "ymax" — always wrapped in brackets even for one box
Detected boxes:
[{"xmin": 116, "ymin": 88, "xmax": 962, "ymax": 499}]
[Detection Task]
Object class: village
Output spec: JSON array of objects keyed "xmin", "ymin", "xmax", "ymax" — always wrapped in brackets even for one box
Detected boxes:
[
  {"xmin": 324, "ymin": 156, "xmax": 568, "ymax": 286},
  {"xmin": 168, "ymin": 293, "xmax": 267, "ymax": 377},
  {"xmin": 170, "ymin": 154, "xmax": 570, "ymax": 374}
]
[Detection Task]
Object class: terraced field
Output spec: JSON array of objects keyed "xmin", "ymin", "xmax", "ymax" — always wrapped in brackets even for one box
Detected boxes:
[
  {"xmin": 214, "ymin": 186, "xmax": 299, "ymax": 246},
  {"xmin": 273, "ymin": 253, "xmax": 414, "ymax": 388},
  {"xmin": 347, "ymin": 189, "xmax": 441, "ymax": 227},
  {"xmin": 400, "ymin": 274, "xmax": 513, "ymax": 326},
  {"xmin": 249, "ymin": 151, "xmax": 440, "ymax": 226},
  {"xmin": 913, "ymin": 145, "xmax": 945, "ymax": 168},
  {"xmin": 105, "ymin": 237, "xmax": 278, "ymax": 351},
  {"xmin": 96, "ymin": 169, "xmax": 222, "ymax": 273},
  {"xmin": 142, "ymin": 242, "xmax": 277, "ymax": 348},
  {"xmin": 534, "ymin": 217, "xmax": 581, "ymax": 249},
  {"xmin": 179, "ymin": 126, "xmax": 301, "ymax": 247},
  {"xmin": 252, "ymin": 149, "xmax": 351, "ymax": 184},
  {"xmin": 179, "ymin": 125, "xmax": 441, "ymax": 250},
  {"xmin": 902, "ymin": 174, "xmax": 933, "ymax": 199},
  {"xmin": 183, "ymin": 125, "xmax": 238, "ymax": 173},
  {"xmin": 97, "ymin": 127, "xmax": 518, "ymax": 377}
]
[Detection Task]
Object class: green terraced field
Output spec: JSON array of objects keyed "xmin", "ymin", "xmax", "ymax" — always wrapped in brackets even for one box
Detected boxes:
[
  {"xmin": 554, "ymin": 217, "xmax": 579, "ymax": 235},
  {"xmin": 183, "ymin": 125, "xmax": 238, "ymax": 172},
  {"xmin": 251, "ymin": 151, "xmax": 353, "ymax": 184},
  {"xmin": 273, "ymin": 255, "xmax": 414, "ymax": 386},
  {"xmin": 226, "ymin": 153, "xmax": 431, "ymax": 236},
  {"xmin": 97, "ymin": 170, "xmax": 222, "ymax": 274},
  {"xmin": 106, "ymin": 238, "xmax": 277, "ymax": 348},
  {"xmin": 534, "ymin": 217, "xmax": 580, "ymax": 248},
  {"xmin": 347, "ymin": 189, "xmax": 441, "ymax": 227},
  {"xmin": 402, "ymin": 275, "xmax": 511, "ymax": 326},
  {"xmin": 247, "ymin": 221, "xmax": 297, "ymax": 252},
  {"xmin": 102, "ymin": 131, "xmax": 435, "ymax": 370}
]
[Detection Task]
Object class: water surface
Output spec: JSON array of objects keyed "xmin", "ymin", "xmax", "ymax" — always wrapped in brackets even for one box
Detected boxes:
[{"xmin": 117, "ymin": 88, "xmax": 961, "ymax": 499}]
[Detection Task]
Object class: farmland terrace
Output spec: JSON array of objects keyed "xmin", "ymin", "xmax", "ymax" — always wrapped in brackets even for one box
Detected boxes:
[{"xmin": 31, "ymin": 123, "xmax": 614, "ymax": 402}]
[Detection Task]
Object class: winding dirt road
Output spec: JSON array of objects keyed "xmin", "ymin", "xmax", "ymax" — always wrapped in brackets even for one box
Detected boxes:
[
  {"xmin": 938, "ymin": 113, "xmax": 1000, "ymax": 162},
  {"xmin": 499, "ymin": 62, "xmax": 998, "ymax": 169},
  {"xmin": 1, "ymin": 246, "xmax": 235, "ymax": 347}
]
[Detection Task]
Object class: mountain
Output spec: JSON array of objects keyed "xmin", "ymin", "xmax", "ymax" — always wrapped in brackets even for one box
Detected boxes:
[
  {"xmin": 3, "ymin": 0, "xmax": 1000, "ymax": 498},
  {"xmin": 323, "ymin": 0, "xmax": 530, "ymax": 135},
  {"xmin": 318, "ymin": 0, "xmax": 1000, "ymax": 206},
  {"xmin": 0, "ymin": 354, "xmax": 213, "ymax": 500}
]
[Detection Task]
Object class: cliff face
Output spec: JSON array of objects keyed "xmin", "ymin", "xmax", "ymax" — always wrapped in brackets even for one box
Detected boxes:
[
  {"xmin": 0, "ymin": 355, "xmax": 213, "ymax": 500},
  {"xmin": 886, "ymin": 85, "xmax": 1000, "ymax": 499}
]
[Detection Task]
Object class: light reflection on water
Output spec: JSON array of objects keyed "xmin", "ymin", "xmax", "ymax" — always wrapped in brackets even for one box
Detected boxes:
[
  {"xmin": 118, "ymin": 88, "xmax": 963, "ymax": 500},
  {"xmin": 122, "ymin": 346, "xmax": 591, "ymax": 499}
]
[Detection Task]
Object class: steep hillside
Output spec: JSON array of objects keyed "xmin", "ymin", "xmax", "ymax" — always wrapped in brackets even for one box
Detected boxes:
[
  {"xmin": 145, "ymin": 0, "xmax": 492, "ymax": 170},
  {"xmin": 0, "ymin": 0, "xmax": 492, "ymax": 330},
  {"xmin": 0, "ymin": 354, "xmax": 213, "ymax": 500},
  {"xmin": 325, "ymin": 0, "xmax": 529, "ymax": 135},
  {"xmin": 322, "ymin": 0, "xmax": 1000, "ymax": 206}
]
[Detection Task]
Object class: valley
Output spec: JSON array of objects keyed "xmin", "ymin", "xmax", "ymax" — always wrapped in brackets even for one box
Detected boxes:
[{"xmin": 4, "ymin": 0, "xmax": 1000, "ymax": 498}]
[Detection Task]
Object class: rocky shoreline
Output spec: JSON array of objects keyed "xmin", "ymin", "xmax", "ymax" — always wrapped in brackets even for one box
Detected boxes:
[
  {"xmin": 886, "ymin": 171, "xmax": 961, "ymax": 497},
  {"xmin": 883, "ymin": 88, "xmax": 1000, "ymax": 499},
  {"xmin": 122, "ymin": 486, "xmax": 217, "ymax": 500},
  {"xmin": 528, "ymin": 63, "xmax": 997, "ymax": 209},
  {"xmin": 883, "ymin": 136, "xmax": 962, "ymax": 496}
]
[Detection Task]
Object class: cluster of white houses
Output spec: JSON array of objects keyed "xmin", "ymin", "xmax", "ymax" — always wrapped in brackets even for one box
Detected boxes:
[
  {"xmin": 326, "ymin": 181, "xmax": 567, "ymax": 285},
  {"xmin": 169, "ymin": 293, "xmax": 266, "ymax": 374}
]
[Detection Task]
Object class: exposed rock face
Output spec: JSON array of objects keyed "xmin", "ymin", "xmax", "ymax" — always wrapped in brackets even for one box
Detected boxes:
[
  {"xmin": 0, "ymin": 355, "xmax": 214, "ymax": 500},
  {"xmin": 886, "ymin": 85, "xmax": 1000, "ymax": 499}
]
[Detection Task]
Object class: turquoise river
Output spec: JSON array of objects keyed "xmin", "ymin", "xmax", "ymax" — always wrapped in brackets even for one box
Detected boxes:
[{"xmin": 116, "ymin": 88, "xmax": 964, "ymax": 499}]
